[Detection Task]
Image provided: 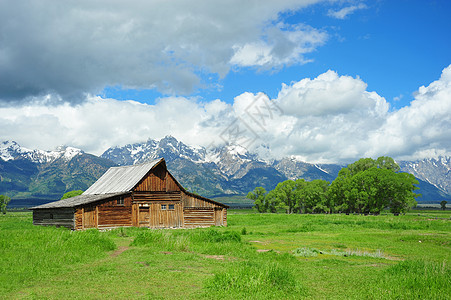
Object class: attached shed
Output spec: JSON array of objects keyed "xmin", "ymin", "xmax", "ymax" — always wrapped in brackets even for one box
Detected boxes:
[{"xmin": 31, "ymin": 158, "xmax": 228, "ymax": 230}]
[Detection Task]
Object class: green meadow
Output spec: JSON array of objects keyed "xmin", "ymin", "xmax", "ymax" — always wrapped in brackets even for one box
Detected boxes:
[{"xmin": 0, "ymin": 210, "xmax": 450, "ymax": 299}]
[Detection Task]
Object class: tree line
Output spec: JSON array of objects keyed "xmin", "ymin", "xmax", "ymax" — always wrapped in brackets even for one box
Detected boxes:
[{"xmin": 246, "ymin": 156, "xmax": 420, "ymax": 215}]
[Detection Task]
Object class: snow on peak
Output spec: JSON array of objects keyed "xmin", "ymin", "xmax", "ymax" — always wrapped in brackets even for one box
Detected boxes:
[
  {"xmin": 225, "ymin": 144, "xmax": 248, "ymax": 156},
  {"xmin": 61, "ymin": 147, "xmax": 83, "ymax": 161},
  {"xmin": 0, "ymin": 141, "xmax": 32, "ymax": 161},
  {"xmin": 0, "ymin": 141, "xmax": 83, "ymax": 163}
]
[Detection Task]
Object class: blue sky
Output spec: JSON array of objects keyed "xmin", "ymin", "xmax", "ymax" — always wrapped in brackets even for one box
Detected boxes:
[
  {"xmin": 0, "ymin": 0, "xmax": 450, "ymax": 163},
  {"xmin": 102, "ymin": 0, "xmax": 451, "ymax": 110}
]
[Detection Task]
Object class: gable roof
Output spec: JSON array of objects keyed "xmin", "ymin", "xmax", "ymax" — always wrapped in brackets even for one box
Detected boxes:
[
  {"xmin": 31, "ymin": 192, "xmax": 129, "ymax": 209},
  {"xmin": 83, "ymin": 158, "xmax": 163, "ymax": 195}
]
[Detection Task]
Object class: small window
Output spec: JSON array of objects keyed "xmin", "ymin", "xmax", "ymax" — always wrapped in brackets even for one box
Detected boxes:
[
  {"xmin": 161, "ymin": 204, "xmax": 167, "ymax": 210},
  {"xmin": 168, "ymin": 204, "xmax": 175, "ymax": 210},
  {"xmin": 117, "ymin": 197, "xmax": 124, "ymax": 205}
]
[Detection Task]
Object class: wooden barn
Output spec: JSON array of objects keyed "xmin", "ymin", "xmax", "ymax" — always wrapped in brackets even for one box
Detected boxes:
[{"xmin": 31, "ymin": 158, "xmax": 228, "ymax": 230}]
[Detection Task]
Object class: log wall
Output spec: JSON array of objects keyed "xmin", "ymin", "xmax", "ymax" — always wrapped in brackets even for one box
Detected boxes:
[
  {"xmin": 33, "ymin": 208, "xmax": 75, "ymax": 229},
  {"xmin": 183, "ymin": 207, "xmax": 215, "ymax": 227},
  {"xmin": 74, "ymin": 194, "xmax": 133, "ymax": 230},
  {"xmin": 183, "ymin": 193, "xmax": 219, "ymax": 208}
]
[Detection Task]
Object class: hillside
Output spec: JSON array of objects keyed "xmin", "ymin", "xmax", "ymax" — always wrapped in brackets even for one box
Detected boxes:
[
  {"xmin": 101, "ymin": 136, "xmax": 451, "ymax": 203},
  {"xmin": 1, "ymin": 137, "xmax": 451, "ymax": 207},
  {"xmin": 0, "ymin": 141, "xmax": 115, "ymax": 206}
]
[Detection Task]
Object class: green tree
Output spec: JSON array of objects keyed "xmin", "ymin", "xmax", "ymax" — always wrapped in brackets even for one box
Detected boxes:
[
  {"xmin": 388, "ymin": 172, "xmax": 419, "ymax": 214},
  {"xmin": 247, "ymin": 187, "xmax": 267, "ymax": 213},
  {"xmin": 264, "ymin": 190, "xmax": 279, "ymax": 213},
  {"xmin": 440, "ymin": 200, "xmax": 447, "ymax": 210},
  {"xmin": 347, "ymin": 158, "xmax": 377, "ymax": 176},
  {"xmin": 61, "ymin": 190, "xmax": 83, "ymax": 200},
  {"xmin": 328, "ymin": 168, "xmax": 353, "ymax": 213},
  {"xmin": 329, "ymin": 157, "xmax": 418, "ymax": 215},
  {"xmin": 0, "ymin": 195, "xmax": 11, "ymax": 214},
  {"xmin": 303, "ymin": 180, "xmax": 330, "ymax": 213},
  {"xmin": 272, "ymin": 180, "xmax": 298, "ymax": 214},
  {"xmin": 293, "ymin": 179, "xmax": 308, "ymax": 213},
  {"xmin": 376, "ymin": 156, "xmax": 400, "ymax": 172}
]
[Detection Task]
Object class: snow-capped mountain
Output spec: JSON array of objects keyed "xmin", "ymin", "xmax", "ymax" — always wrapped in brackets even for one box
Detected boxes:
[
  {"xmin": 399, "ymin": 157, "xmax": 451, "ymax": 195},
  {"xmin": 0, "ymin": 141, "xmax": 115, "ymax": 205},
  {"xmin": 101, "ymin": 136, "xmax": 347, "ymax": 196},
  {"xmin": 101, "ymin": 136, "xmax": 451, "ymax": 202},
  {"xmin": 0, "ymin": 141, "xmax": 83, "ymax": 164},
  {"xmin": 2, "ymin": 137, "xmax": 450, "ymax": 206}
]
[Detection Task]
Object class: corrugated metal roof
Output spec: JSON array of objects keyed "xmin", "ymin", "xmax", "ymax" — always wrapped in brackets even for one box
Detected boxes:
[
  {"xmin": 30, "ymin": 192, "xmax": 129, "ymax": 209},
  {"xmin": 83, "ymin": 158, "xmax": 162, "ymax": 195}
]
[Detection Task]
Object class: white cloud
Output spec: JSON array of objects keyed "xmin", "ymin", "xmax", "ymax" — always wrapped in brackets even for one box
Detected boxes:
[
  {"xmin": 230, "ymin": 23, "xmax": 327, "ymax": 69},
  {"xmin": 275, "ymin": 70, "xmax": 388, "ymax": 117},
  {"xmin": 327, "ymin": 3, "xmax": 367, "ymax": 19},
  {"xmin": 1, "ymin": 66, "xmax": 450, "ymax": 163},
  {"xmin": 366, "ymin": 65, "xmax": 451, "ymax": 160},
  {"xmin": 0, "ymin": 0, "xmax": 326, "ymax": 104}
]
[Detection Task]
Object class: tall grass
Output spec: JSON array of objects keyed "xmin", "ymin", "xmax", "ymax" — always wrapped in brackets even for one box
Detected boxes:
[
  {"xmin": 0, "ymin": 213, "xmax": 116, "ymax": 295},
  {"xmin": 1, "ymin": 211, "xmax": 449, "ymax": 299},
  {"xmin": 205, "ymin": 261, "xmax": 305, "ymax": 299},
  {"xmin": 130, "ymin": 228, "xmax": 242, "ymax": 254},
  {"xmin": 229, "ymin": 212, "xmax": 451, "ymax": 232},
  {"xmin": 373, "ymin": 260, "xmax": 451, "ymax": 299}
]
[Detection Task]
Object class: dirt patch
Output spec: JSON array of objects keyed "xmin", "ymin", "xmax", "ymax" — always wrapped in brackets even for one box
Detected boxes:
[
  {"xmin": 249, "ymin": 240, "xmax": 264, "ymax": 243},
  {"xmin": 162, "ymin": 251, "xmax": 173, "ymax": 255},
  {"xmin": 256, "ymin": 249, "xmax": 271, "ymax": 253},
  {"xmin": 385, "ymin": 255, "xmax": 404, "ymax": 261},
  {"xmin": 204, "ymin": 255, "xmax": 225, "ymax": 260},
  {"xmin": 110, "ymin": 246, "xmax": 129, "ymax": 258}
]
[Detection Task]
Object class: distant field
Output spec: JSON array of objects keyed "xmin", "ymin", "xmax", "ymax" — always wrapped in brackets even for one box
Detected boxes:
[{"xmin": 1, "ymin": 211, "xmax": 450, "ymax": 299}]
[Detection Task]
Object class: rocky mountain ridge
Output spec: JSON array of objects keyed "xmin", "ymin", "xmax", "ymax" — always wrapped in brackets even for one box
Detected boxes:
[
  {"xmin": 1, "ymin": 137, "xmax": 450, "ymax": 206},
  {"xmin": 0, "ymin": 141, "xmax": 115, "ymax": 206},
  {"xmin": 101, "ymin": 136, "xmax": 451, "ymax": 201}
]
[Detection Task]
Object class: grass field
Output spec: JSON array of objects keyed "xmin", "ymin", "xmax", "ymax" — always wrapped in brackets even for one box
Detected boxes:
[{"xmin": 0, "ymin": 210, "xmax": 450, "ymax": 299}]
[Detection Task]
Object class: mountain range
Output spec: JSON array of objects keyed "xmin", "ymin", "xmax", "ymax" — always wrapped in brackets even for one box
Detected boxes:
[
  {"xmin": 1, "ymin": 137, "xmax": 450, "ymax": 207},
  {"xmin": 0, "ymin": 141, "xmax": 115, "ymax": 207}
]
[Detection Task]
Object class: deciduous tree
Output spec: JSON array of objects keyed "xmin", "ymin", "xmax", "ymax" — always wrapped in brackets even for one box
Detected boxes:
[
  {"xmin": 0, "ymin": 195, "xmax": 11, "ymax": 214},
  {"xmin": 247, "ymin": 187, "xmax": 267, "ymax": 213}
]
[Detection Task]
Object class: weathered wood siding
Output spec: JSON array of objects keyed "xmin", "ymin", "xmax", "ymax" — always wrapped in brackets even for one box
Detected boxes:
[
  {"xmin": 183, "ymin": 207, "xmax": 215, "ymax": 227},
  {"xmin": 75, "ymin": 208, "xmax": 83, "ymax": 230},
  {"xmin": 182, "ymin": 193, "xmax": 216, "ymax": 208},
  {"xmin": 33, "ymin": 208, "xmax": 75, "ymax": 229},
  {"xmin": 223, "ymin": 208, "xmax": 227, "ymax": 226},
  {"xmin": 74, "ymin": 195, "xmax": 133, "ymax": 230},
  {"xmin": 97, "ymin": 196, "xmax": 133, "ymax": 228},
  {"xmin": 135, "ymin": 163, "xmax": 181, "ymax": 192},
  {"xmin": 133, "ymin": 191, "xmax": 183, "ymax": 228},
  {"xmin": 181, "ymin": 192, "xmax": 227, "ymax": 226}
]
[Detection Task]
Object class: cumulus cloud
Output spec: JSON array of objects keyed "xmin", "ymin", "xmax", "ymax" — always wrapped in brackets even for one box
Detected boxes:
[
  {"xmin": 1, "ymin": 66, "xmax": 450, "ymax": 163},
  {"xmin": 366, "ymin": 65, "xmax": 451, "ymax": 160},
  {"xmin": 0, "ymin": 96, "xmax": 234, "ymax": 155},
  {"xmin": 0, "ymin": 0, "xmax": 327, "ymax": 105}
]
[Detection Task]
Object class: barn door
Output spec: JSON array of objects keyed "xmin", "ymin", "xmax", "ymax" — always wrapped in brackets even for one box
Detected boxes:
[
  {"xmin": 139, "ymin": 206, "xmax": 150, "ymax": 227},
  {"xmin": 83, "ymin": 206, "xmax": 97, "ymax": 228}
]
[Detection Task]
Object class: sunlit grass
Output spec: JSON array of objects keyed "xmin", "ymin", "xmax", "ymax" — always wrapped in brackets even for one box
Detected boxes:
[{"xmin": 1, "ymin": 210, "xmax": 450, "ymax": 299}]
